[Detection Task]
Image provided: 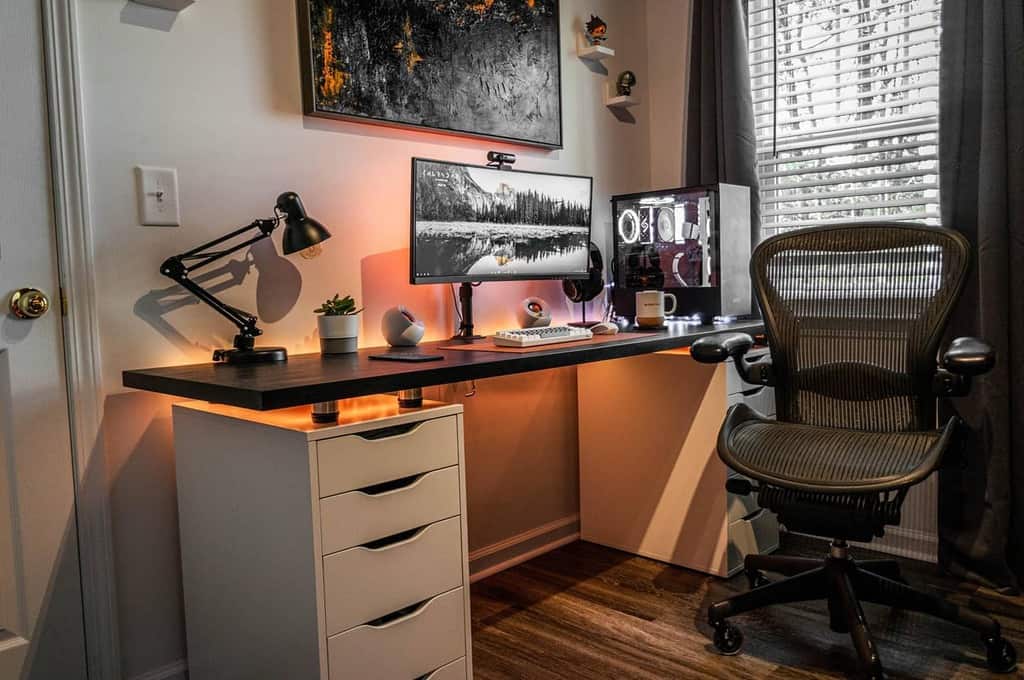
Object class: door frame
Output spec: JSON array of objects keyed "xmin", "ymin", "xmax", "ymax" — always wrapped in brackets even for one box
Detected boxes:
[{"xmin": 39, "ymin": 1, "xmax": 120, "ymax": 678}]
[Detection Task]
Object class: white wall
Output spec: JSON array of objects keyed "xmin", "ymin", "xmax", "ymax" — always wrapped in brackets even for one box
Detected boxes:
[
  {"xmin": 647, "ymin": 0, "xmax": 691, "ymax": 189},
  {"xmin": 76, "ymin": 1, "xmax": 653, "ymax": 676}
]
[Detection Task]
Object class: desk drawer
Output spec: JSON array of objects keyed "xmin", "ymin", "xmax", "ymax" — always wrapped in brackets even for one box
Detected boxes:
[
  {"xmin": 726, "ymin": 509, "xmax": 780, "ymax": 575},
  {"xmin": 728, "ymin": 385, "xmax": 776, "ymax": 417},
  {"xmin": 423, "ymin": 657, "xmax": 468, "ymax": 680},
  {"xmin": 727, "ymin": 486, "xmax": 761, "ymax": 523},
  {"xmin": 321, "ymin": 466, "xmax": 462, "ymax": 555},
  {"xmin": 318, "ymin": 416, "xmax": 459, "ymax": 497},
  {"xmin": 323, "ymin": 516, "xmax": 463, "ymax": 635},
  {"xmin": 327, "ymin": 587, "xmax": 466, "ymax": 680},
  {"xmin": 726, "ymin": 349, "xmax": 770, "ymax": 397}
]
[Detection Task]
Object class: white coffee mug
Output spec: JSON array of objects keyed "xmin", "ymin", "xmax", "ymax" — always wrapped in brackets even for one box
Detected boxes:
[{"xmin": 635, "ymin": 290, "xmax": 677, "ymax": 328}]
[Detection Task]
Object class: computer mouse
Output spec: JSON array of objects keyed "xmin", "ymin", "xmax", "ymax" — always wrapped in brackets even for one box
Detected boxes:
[{"xmin": 591, "ymin": 322, "xmax": 620, "ymax": 335}]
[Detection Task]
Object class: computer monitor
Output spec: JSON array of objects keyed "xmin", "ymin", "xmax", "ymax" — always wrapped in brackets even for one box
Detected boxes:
[{"xmin": 410, "ymin": 158, "xmax": 594, "ymax": 284}]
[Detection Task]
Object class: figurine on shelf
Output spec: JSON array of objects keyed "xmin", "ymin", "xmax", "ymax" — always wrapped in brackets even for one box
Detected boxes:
[
  {"xmin": 616, "ymin": 70, "xmax": 637, "ymax": 97},
  {"xmin": 585, "ymin": 15, "xmax": 608, "ymax": 44}
]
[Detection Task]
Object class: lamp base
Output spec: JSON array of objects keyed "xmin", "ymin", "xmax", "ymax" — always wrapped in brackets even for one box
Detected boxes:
[{"xmin": 212, "ymin": 346, "xmax": 288, "ymax": 364}]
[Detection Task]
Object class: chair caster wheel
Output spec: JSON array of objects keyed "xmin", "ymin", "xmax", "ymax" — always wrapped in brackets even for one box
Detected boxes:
[
  {"xmin": 745, "ymin": 569, "xmax": 771, "ymax": 589},
  {"xmin": 984, "ymin": 636, "xmax": 1017, "ymax": 673},
  {"xmin": 712, "ymin": 622, "xmax": 744, "ymax": 656}
]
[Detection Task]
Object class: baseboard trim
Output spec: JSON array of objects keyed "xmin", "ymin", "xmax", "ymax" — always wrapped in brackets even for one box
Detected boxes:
[
  {"xmin": 852, "ymin": 525, "xmax": 938, "ymax": 564},
  {"xmin": 469, "ymin": 514, "xmax": 580, "ymax": 583},
  {"xmin": 788, "ymin": 527, "xmax": 938, "ymax": 564},
  {"xmin": 127, "ymin": 659, "xmax": 187, "ymax": 680}
]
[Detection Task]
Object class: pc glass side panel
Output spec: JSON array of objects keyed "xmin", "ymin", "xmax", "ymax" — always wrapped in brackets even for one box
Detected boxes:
[
  {"xmin": 611, "ymin": 184, "xmax": 752, "ymax": 322},
  {"xmin": 410, "ymin": 158, "xmax": 594, "ymax": 284}
]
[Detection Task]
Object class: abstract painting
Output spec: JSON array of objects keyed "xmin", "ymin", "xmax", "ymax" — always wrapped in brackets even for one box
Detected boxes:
[{"xmin": 297, "ymin": 0, "xmax": 563, "ymax": 148}]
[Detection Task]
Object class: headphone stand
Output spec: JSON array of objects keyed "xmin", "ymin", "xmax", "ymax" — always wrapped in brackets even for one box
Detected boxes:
[{"xmin": 568, "ymin": 303, "xmax": 601, "ymax": 329}]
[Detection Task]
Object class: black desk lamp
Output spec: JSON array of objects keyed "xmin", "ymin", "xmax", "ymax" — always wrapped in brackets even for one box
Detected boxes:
[{"xmin": 160, "ymin": 192, "xmax": 331, "ymax": 365}]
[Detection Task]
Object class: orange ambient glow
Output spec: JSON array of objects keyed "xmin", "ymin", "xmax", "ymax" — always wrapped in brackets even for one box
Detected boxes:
[{"xmin": 179, "ymin": 395, "xmax": 452, "ymax": 434}]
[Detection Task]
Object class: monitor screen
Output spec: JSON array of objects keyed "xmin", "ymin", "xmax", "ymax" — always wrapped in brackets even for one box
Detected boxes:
[{"xmin": 411, "ymin": 158, "xmax": 594, "ymax": 284}]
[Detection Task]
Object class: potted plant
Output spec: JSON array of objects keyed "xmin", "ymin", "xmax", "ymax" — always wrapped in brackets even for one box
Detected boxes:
[{"xmin": 315, "ymin": 294, "xmax": 362, "ymax": 355}]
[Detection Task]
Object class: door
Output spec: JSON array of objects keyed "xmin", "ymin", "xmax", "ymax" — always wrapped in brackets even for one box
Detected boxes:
[{"xmin": 0, "ymin": 2, "xmax": 88, "ymax": 679}]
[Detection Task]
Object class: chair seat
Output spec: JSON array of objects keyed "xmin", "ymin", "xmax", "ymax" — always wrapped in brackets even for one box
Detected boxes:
[{"xmin": 719, "ymin": 404, "xmax": 958, "ymax": 493}]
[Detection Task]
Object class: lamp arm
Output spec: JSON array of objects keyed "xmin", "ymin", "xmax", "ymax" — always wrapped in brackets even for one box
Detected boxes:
[{"xmin": 159, "ymin": 218, "xmax": 279, "ymax": 341}]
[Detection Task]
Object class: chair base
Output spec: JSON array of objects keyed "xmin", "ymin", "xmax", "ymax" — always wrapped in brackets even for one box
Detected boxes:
[{"xmin": 707, "ymin": 541, "xmax": 1018, "ymax": 679}]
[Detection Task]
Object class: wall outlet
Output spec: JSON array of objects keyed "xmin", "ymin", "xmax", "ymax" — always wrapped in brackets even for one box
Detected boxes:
[{"xmin": 135, "ymin": 166, "xmax": 180, "ymax": 226}]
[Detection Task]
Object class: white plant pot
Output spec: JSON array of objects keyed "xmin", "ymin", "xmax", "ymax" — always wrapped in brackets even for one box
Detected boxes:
[{"xmin": 318, "ymin": 314, "xmax": 360, "ymax": 355}]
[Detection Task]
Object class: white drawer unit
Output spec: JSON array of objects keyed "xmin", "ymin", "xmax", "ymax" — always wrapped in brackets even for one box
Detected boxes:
[
  {"xmin": 323, "ymin": 517, "xmax": 464, "ymax": 635},
  {"xmin": 318, "ymin": 416, "xmax": 460, "ymax": 497},
  {"xmin": 327, "ymin": 587, "xmax": 467, "ymax": 680},
  {"xmin": 423, "ymin": 657, "xmax": 469, "ymax": 680},
  {"xmin": 172, "ymin": 397, "xmax": 472, "ymax": 680},
  {"xmin": 320, "ymin": 466, "xmax": 462, "ymax": 554}
]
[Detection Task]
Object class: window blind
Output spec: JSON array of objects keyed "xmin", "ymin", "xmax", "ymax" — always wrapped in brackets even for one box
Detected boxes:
[{"xmin": 747, "ymin": 0, "xmax": 942, "ymax": 238}]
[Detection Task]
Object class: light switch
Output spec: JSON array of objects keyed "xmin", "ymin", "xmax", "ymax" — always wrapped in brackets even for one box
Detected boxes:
[{"xmin": 135, "ymin": 166, "xmax": 180, "ymax": 226}]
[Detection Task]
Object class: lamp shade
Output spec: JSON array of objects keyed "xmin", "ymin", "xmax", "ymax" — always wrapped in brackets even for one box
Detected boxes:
[{"xmin": 277, "ymin": 192, "xmax": 332, "ymax": 255}]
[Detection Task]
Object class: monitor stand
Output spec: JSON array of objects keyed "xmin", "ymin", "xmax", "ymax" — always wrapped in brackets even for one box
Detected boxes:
[{"xmin": 451, "ymin": 282, "xmax": 485, "ymax": 342}]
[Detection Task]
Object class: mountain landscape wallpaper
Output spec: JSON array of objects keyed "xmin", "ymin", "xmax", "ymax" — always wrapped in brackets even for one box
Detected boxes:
[
  {"xmin": 413, "ymin": 160, "xmax": 592, "ymax": 281},
  {"xmin": 301, "ymin": 0, "xmax": 563, "ymax": 148}
]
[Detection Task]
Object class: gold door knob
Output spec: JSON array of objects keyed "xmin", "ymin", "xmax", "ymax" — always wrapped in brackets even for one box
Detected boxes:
[{"xmin": 9, "ymin": 288, "xmax": 50, "ymax": 319}]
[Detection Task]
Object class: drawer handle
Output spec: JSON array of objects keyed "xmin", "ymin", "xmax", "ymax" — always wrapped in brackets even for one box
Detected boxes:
[
  {"xmin": 359, "ymin": 524, "xmax": 429, "ymax": 552},
  {"xmin": 741, "ymin": 385, "xmax": 766, "ymax": 398},
  {"xmin": 364, "ymin": 596, "xmax": 433, "ymax": 629},
  {"xmin": 357, "ymin": 472, "xmax": 428, "ymax": 497},
  {"xmin": 743, "ymin": 508, "xmax": 767, "ymax": 522},
  {"xmin": 356, "ymin": 421, "xmax": 423, "ymax": 441}
]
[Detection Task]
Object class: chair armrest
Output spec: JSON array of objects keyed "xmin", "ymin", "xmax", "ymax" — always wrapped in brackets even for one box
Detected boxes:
[
  {"xmin": 933, "ymin": 337, "xmax": 995, "ymax": 397},
  {"xmin": 691, "ymin": 333, "xmax": 754, "ymax": 363},
  {"xmin": 942, "ymin": 337, "xmax": 995, "ymax": 376},
  {"xmin": 691, "ymin": 333, "xmax": 774, "ymax": 386}
]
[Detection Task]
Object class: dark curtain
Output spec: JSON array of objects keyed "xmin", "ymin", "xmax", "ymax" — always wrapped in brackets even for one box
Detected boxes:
[
  {"xmin": 938, "ymin": 0, "xmax": 1024, "ymax": 593},
  {"xmin": 684, "ymin": 0, "xmax": 761, "ymax": 240}
]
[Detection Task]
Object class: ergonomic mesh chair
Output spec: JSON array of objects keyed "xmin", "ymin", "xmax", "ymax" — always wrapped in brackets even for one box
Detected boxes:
[{"xmin": 692, "ymin": 223, "xmax": 1017, "ymax": 679}]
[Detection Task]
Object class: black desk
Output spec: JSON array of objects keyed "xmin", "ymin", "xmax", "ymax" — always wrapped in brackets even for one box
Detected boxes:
[{"xmin": 122, "ymin": 321, "xmax": 763, "ymax": 410}]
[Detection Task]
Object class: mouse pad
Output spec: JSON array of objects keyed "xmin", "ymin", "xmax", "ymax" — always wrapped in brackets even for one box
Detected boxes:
[{"xmin": 440, "ymin": 332, "xmax": 649, "ymax": 354}]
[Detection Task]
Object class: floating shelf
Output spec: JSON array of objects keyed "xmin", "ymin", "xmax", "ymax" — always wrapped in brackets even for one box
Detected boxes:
[
  {"xmin": 577, "ymin": 33, "xmax": 615, "ymax": 61},
  {"xmin": 605, "ymin": 84, "xmax": 640, "ymax": 109},
  {"xmin": 132, "ymin": 0, "xmax": 194, "ymax": 10}
]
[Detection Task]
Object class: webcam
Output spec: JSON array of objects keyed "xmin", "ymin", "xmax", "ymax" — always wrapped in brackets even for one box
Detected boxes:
[{"xmin": 486, "ymin": 151, "xmax": 517, "ymax": 169}]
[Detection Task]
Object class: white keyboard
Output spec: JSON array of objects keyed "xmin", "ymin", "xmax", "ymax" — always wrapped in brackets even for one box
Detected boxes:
[{"xmin": 492, "ymin": 326, "xmax": 594, "ymax": 348}]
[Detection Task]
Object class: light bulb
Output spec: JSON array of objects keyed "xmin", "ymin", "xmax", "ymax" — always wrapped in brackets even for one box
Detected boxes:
[{"xmin": 299, "ymin": 244, "xmax": 323, "ymax": 260}]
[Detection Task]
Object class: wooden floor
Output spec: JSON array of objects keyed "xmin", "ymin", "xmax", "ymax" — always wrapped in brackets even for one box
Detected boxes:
[{"xmin": 470, "ymin": 536, "xmax": 1023, "ymax": 679}]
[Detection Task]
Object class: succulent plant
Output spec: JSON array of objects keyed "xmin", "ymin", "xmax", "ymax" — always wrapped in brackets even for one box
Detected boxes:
[{"xmin": 314, "ymin": 294, "xmax": 363, "ymax": 316}]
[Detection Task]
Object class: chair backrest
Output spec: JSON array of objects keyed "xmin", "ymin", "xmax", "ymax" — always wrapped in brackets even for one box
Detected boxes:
[{"xmin": 752, "ymin": 223, "xmax": 970, "ymax": 432}]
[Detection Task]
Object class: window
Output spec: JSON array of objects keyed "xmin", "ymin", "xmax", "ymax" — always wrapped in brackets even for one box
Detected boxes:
[{"xmin": 748, "ymin": 0, "xmax": 942, "ymax": 238}]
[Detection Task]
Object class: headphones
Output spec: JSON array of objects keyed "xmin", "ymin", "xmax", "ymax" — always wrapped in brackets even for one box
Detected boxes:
[{"xmin": 563, "ymin": 242, "xmax": 605, "ymax": 303}]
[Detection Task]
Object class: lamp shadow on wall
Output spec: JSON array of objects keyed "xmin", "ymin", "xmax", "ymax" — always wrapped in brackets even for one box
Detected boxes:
[{"xmin": 133, "ymin": 239, "xmax": 301, "ymax": 354}]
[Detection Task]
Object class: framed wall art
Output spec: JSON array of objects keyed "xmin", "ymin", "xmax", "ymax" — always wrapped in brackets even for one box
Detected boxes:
[{"xmin": 297, "ymin": 0, "xmax": 564, "ymax": 149}]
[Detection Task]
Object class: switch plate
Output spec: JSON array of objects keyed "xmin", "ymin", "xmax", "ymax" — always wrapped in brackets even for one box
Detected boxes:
[{"xmin": 135, "ymin": 166, "xmax": 180, "ymax": 226}]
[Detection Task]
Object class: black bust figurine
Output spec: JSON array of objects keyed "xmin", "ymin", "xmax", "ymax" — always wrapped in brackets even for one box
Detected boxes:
[{"xmin": 616, "ymin": 70, "xmax": 637, "ymax": 97}]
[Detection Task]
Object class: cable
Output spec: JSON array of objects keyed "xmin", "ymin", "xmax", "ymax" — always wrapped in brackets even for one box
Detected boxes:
[{"xmin": 450, "ymin": 283, "xmax": 463, "ymax": 324}]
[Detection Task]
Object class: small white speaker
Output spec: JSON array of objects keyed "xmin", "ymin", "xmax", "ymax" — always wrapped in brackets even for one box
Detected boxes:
[
  {"xmin": 517, "ymin": 297, "xmax": 552, "ymax": 328},
  {"xmin": 381, "ymin": 306, "xmax": 426, "ymax": 347}
]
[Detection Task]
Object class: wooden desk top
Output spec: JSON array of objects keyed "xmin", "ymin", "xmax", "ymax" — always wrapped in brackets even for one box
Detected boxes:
[{"xmin": 122, "ymin": 321, "xmax": 764, "ymax": 410}]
